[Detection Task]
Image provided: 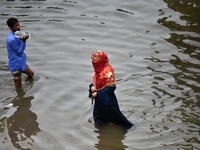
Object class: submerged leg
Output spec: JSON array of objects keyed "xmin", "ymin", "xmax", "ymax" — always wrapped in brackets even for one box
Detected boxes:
[
  {"xmin": 13, "ymin": 77, "xmax": 22, "ymax": 89},
  {"xmin": 12, "ymin": 71, "xmax": 22, "ymax": 89},
  {"xmin": 24, "ymin": 65, "xmax": 34, "ymax": 82},
  {"xmin": 93, "ymin": 102, "xmax": 108, "ymax": 128}
]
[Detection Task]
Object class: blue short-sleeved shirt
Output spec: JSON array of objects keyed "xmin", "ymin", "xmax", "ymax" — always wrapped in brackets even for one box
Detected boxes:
[{"xmin": 6, "ymin": 31, "xmax": 27, "ymax": 72}]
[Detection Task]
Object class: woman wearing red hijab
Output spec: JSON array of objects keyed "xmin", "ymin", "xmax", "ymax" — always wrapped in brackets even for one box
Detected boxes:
[{"xmin": 88, "ymin": 51, "xmax": 134, "ymax": 129}]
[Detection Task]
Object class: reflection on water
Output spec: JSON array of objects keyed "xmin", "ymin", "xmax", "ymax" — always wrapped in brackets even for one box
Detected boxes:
[
  {"xmin": 151, "ymin": 0, "xmax": 200, "ymax": 149},
  {"xmin": 0, "ymin": 0, "xmax": 200, "ymax": 149},
  {"xmin": 163, "ymin": 0, "xmax": 200, "ymax": 33},
  {"xmin": 1, "ymin": 90, "xmax": 41, "ymax": 150},
  {"xmin": 94, "ymin": 125, "xmax": 127, "ymax": 150}
]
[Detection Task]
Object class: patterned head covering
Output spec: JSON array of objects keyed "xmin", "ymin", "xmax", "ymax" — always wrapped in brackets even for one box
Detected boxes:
[{"xmin": 91, "ymin": 51, "xmax": 116, "ymax": 90}]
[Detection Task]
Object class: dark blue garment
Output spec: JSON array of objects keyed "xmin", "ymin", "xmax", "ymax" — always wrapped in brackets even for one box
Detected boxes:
[
  {"xmin": 6, "ymin": 31, "xmax": 27, "ymax": 72},
  {"xmin": 88, "ymin": 83, "xmax": 134, "ymax": 129}
]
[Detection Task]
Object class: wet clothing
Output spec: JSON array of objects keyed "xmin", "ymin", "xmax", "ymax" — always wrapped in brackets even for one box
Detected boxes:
[
  {"xmin": 88, "ymin": 83, "xmax": 134, "ymax": 129},
  {"xmin": 89, "ymin": 51, "xmax": 134, "ymax": 129},
  {"xmin": 12, "ymin": 70, "xmax": 23, "ymax": 79},
  {"xmin": 6, "ymin": 31, "xmax": 27, "ymax": 72}
]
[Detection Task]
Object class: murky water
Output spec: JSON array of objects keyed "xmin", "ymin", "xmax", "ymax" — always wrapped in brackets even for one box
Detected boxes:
[{"xmin": 0, "ymin": 0, "xmax": 200, "ymax": 150}]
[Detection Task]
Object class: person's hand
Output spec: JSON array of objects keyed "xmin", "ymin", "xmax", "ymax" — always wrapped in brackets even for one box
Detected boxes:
[
  {"xmin": 91, "ymin": 86, "xmax": 97, "ymax": 93},
  {"xmin": 92, "ymin": 92, "xmax": 97, "ymax": 98},
  {"xmin": 20, "ymin": 35, "xmax": 29, "ymax": 42}
]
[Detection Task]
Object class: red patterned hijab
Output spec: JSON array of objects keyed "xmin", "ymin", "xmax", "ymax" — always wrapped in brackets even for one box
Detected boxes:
[{"xmin": 91, "ymin": 51, "xmax": 116, "ymax": 90}]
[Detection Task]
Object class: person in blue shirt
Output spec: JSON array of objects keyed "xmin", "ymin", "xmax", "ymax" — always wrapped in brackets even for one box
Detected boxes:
[{"xmin": 6, "ymin": 18, "xmax": 34, "ymax": 90}]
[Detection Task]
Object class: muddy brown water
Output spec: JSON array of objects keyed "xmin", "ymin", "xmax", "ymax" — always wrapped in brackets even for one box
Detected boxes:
[{"xmin": 0, "ymin": 0, "xmax": 200, "ymax": 149}]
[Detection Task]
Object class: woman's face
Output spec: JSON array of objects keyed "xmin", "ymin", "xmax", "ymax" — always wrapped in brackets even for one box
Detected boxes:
[{"xmin": 91, "ymin": 51, "xmax": 102, "ymax": 63}]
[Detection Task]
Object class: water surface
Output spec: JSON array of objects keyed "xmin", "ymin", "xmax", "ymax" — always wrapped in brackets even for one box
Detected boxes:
[{"xmin": 0, "ymin": 0, "xmax": 200, "ymax": 150}]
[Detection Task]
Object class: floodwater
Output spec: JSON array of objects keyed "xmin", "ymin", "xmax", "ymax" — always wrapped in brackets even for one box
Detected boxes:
[{"xmin": 0, "ymin": 0, "xmax": 200, "ymax": 150}]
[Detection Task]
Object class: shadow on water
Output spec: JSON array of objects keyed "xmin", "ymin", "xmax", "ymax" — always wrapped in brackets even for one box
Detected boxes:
[
  {"xmin": 0, "ymin": 90, "xmax": 41, "ymax": 150},
  {"xmin": 146, "ymin": 0, "xmax": 200, "ymax": 149}
]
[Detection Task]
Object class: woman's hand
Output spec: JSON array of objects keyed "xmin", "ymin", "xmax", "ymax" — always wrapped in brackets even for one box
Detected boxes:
[
  {"xmin": 91, "ymin": 86, "xmax": 97, "ymax": 97},
  {"xmin": 91, "ymin": 86, "xmax": 97, "ymax": 93},
  {"xmin": 92, "ymin": 92, "xmax": 97, "ymax": 97}
]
